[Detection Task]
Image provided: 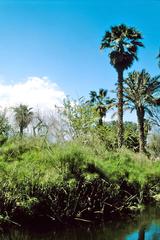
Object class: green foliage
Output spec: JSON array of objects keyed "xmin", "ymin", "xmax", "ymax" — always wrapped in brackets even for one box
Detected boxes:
[
  {"xmin": 95, "ymin": 121, "xmax": 139, "ymax": 151},
  {"xmin": 124, "ymin": 122, "xmax": 139, "ymax": 151},
  {"xmin": 0, "ymin": 111, "xmax": 11, "ymax": 145},
  {"xmin": 96, "ymin": 148, "xmax": 150, "ymax": 186},
  {"xmin": 124, "ymin": 70, "xmax": 160, "ymax": 152},
  {"xmin": 0, "ymin": 23, "xmax": 160, "ymax": 225},
  {"xmin": 100, "ymin": 24, "xmax": 143, "ymax": 70},
  {"xmin": 63, "ymin": 97, "xmax": 139, "ymax": 151},
  {"xmin": 0, "ymin": 136, "xmax": 160, "ymax": 225},
  {"xmin": 148, "ymin": 106, "xmax": 160, "ymax": 128},
  {"xmin": 13, "ymin": 104, "xmax": 33, "ymax": 136},
  {"xmin": 63, "ymin": 97, "xmax": 99, "ymax": 138},
  {"xmin": 124, "ymin": 70, "xmax": 160, "ymax": 111},
  {"xmin": 100, "ymin": 24, "xmax": 143, "ymax": 148},
  {"xmin": 148, "ymin": 133, "xmax": 160, "ymax": 158},
  {"xmin": 88, "ymin": 88, "xmax": 115, "ymax": 125}
]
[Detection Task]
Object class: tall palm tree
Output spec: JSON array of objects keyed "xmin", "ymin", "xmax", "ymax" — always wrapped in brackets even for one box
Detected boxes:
[
  {"xmin": 89, "ymin": 88, "xmax": 115, "ymax": 125},
  {"xmin": 100, "ymin": 24, "xmax": 143, "ymax": 147},
  {"xmin": 124, "ymin": 70, "xmax": 160, "ymax": 152},
  {"xmin": 13, "ymin": 104, "xmax": 33, "ymax": 137}
]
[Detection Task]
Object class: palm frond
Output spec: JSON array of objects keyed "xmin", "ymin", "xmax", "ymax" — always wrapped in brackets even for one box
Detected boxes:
[
  {"xmin": 100, "ymin": 24, "xmax": 144, "ymax": 70},
  {"xmin": 124, "ymin": 70, "xmax": 160, "ymax": 119}
]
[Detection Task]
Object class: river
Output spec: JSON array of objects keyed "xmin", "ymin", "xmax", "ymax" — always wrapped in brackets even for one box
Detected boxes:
[{"xmin": 0, "ymin": 206, "xmax": 160, "ymax": 239}]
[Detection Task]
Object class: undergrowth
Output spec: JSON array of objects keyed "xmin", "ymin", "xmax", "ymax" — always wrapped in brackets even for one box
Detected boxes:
[{"xmin": 0, "ymin": 136, "xmax": 160, "ymax": 225}]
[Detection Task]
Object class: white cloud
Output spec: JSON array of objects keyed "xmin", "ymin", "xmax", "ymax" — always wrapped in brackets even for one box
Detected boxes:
[{"xmin": 0, "ymin": 77, "xmax": 66, "ymax": 111}]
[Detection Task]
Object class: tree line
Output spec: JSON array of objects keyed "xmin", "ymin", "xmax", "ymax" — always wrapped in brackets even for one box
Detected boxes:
[
  {"xmin": 98, "ymin": 24, "xmax": 160, "ymax": 153},
  {"xmin": 0, "ymin": 24, "xmax": 159, "ymax": 155}
]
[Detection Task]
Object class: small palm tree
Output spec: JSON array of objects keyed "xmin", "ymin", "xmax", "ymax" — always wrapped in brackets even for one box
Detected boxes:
[
  {"xmin": 89, "ymin": 88, "xmax": 115, "ymax": 125},
  {"xmin": 100, "ymin": 24, "xmax": 143, "ymax": 147},
  {"xmin": 13, "ymin": 104, "xmax": 33, "ymax": 137},
  {"xmin": 124, "ymin": 70, "xmax": 160, "ymax": 152}
]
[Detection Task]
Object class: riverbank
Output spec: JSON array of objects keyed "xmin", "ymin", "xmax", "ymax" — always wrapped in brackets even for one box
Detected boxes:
[
  {"xmin": 1, "ymin": 206, "xmax": 160, "ymax": 240},
  {"xmin": 0, "ymin": 136, "xmax": 160, "ymax": 227}
]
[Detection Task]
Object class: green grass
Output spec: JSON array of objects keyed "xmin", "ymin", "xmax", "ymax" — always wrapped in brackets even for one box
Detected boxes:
[{"xmin": 0, "ymin": 136, "xmax": 160, "ymax": 225}]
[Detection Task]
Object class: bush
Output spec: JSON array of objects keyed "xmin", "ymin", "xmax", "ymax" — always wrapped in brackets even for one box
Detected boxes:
[
  {"xmin": 0, "ymin": 137, "xmax": 160, "ymax": 225},
  {"xmin": 148, "ymin": 133, "xmax": 160, "ymax": 159}
]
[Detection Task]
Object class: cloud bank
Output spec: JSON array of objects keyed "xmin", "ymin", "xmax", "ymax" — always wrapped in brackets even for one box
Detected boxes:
[{"xmin": 0, "ymin": 77, "xmax": 66, "ymax": 111}]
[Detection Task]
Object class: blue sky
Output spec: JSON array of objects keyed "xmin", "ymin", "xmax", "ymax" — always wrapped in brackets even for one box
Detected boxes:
[{"xmin": 0, "ymin": 0, "xmax": 159, "ymax": 117}]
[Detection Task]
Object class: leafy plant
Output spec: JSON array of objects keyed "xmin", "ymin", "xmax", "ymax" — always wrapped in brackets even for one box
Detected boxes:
[
  {"xmin": 13, "ymin": 104, "xmax": 33, "ymax": 137},
  {"xmin": 124, "ymin": 70, "xmax": 160, "ymax": 152}
]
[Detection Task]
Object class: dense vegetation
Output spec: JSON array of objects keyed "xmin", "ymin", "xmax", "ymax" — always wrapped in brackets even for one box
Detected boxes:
[
  {"xmin": 0, "ymin": 23, "xmax": 160, "ymax": 227},
  {"xmin": 1, "ymin": 137, "xmax": 160, "ymax": 226}
]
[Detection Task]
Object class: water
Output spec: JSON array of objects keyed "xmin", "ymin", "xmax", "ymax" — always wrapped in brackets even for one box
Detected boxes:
[{"xmin": 1, "ymin": 207, "xmax": 160, "ymax": 240}]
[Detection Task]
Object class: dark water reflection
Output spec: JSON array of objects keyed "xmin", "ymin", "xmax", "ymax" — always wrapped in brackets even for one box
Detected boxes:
[{"xmin": 1, "ymin": 207, "xmax": 160, "ymax": 240}]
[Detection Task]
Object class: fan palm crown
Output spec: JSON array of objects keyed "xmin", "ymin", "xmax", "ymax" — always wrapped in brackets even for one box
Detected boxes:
[
  {"xmin": 100, "ymin": 24, "xmax": 143, "ymax": 71},
  {"xmin": 89, "ymin": 88, "xmax": 115, "ymax": 125}
]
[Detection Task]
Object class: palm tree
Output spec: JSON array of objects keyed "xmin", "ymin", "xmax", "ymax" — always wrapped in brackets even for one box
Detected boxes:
[
  {"xmin": 13, "ymin": 104, "xmax": 33, "ymax": 137},
  {"xmin": 89, "ymin": 88, "xmax": 115, "ymax": 125},
  {"xmin": 100, "ymin": 24, "xmax": 143, "ymax": 147},
  {"xmin": 124, "ymin": 70, "xmax": 160, "ymax": 152}
]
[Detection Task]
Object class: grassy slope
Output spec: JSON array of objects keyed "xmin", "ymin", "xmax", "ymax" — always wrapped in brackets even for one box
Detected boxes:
[{"xmin": 0, "ymin": 137, "xmax": 160, "ymax": 225}]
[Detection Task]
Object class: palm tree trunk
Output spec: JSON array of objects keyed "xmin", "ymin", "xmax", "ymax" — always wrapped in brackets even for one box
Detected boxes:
[
  {"xmin": 99, "ymin": 111, "xmax": 104, "ymax": 126},
  {"xmin": 137, "ymin": 107, "xmax": 145, "ymax": 152},
  {"xmin": 117, "ymin": 68, "xmax": 124, "ymax": 148},
  {"xmin": 99, "ymin": 117, "xmax": 103, "ymax": 126},
  {"xmin": 20, "ymin": 125, "xmax": 23, "ymax": 138}
]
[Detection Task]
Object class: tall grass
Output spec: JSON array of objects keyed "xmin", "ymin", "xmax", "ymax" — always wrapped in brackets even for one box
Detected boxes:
[{"xmin": 0, "ymin": 136, "xmax": 160, "ymax": 225}]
